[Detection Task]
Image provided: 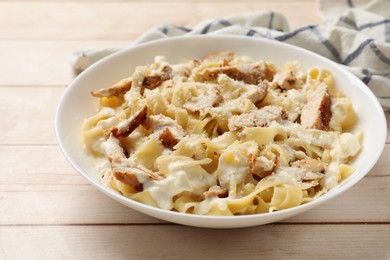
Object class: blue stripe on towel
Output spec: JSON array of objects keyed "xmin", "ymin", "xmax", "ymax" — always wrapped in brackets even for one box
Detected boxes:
[
  {"xmin": 369, "ymin": 42, "xmax": 390, "ymax": 65},
  {"xmin": 275, "ymin": 25, "xmax": 316, "ymax": 41},
  {"xmin": 343, "ymin": 39, "xmax": 374, "ymax": 65},
  {"xmin": 359, "ymin": 19, "xmax": 390, "ymax": 31},
  {"xmin": 268, "ymin": 12, "xmax": 274, "ymax": 29},
  {"xmin": 246, "ymin": 28, "xmax": 266, "ymax": 37},
  {"xmin": 219, "ymin": 19, "xmax": 232, "ymax": 27},
  {"xmin": 339, "ymin": 16, "xmax": 358, "ymax": 29},
  {"xmin": 201, "ymin": 23, "xmax": 213, "ymax": 34},
  {"xmin": 174, "ymin": 25, "xmax": 192, "ymax": 33},
  {"xmin": 362, "ymin": 68, "xmax": 372, "ymax": 84},
  {"xmin": 161, "ymin": 26, "xmax": 168, "ymax": 34},
  {"xmin": 312, "ymin": 27, "xmax": 342, "ymax": 63},
  {"xmin": 386, "ymin": 23, "xmax": 390, "ymax": 43},
  {"xmin": 246, "ymin": 29, "xmax": 257, "ymax": 36}
]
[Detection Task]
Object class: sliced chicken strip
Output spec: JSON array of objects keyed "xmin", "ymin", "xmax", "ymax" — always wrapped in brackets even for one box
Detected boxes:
[
  {"xmin": 91, "ymin": 77, "xmax": 132, "ymax": 97},
  {"xmin": 249, "ymin": 154, "xmax": 277, "ymax": 179},
  {"xmin": 276, "ymin": 71, "xmax": 299, "ymax": 90},
  {"xmin": 197, "ymin": 62, "xmax": 275, "ymax": 84},
  {"xmin": 228, "ymin": 105, "xmax": 288, "ymax": 132},
  {"xmin": 159, "ymin": 128, "xmax": 181, "ymax": 150},
  {"xmin": 203, "ymin": 50, "xmax": 236, "ymax": 64},
  {"xmin": 142, "ymin": 65, "xmax": 172, "ymax": 90},
  {"xmin": 183, "ymin": 83, "xmax": 222, "ymax": 114},
  {"xmin": 111, "ymin": 106, "xmax": 148, "ymax": 138},
  {"xmin": 204, "ymin": 185, "xmax": 228, "ymax": 198},
  {"xmin": 291, "ymin": 157, "xmax": 327, "ymax": 181},
  {"xmin": 241, "ymin": 80, "xmax": 268, "ymax": 104},
  {"xmin": 102, "ymin": 135, "xmax": 163, "ymax": 192},
  {"xmin": 300, "ymin": 82, "xmax": 332, "ymax": 130},
  {"xmin": 149, "ymin": 115, "xmax": 186, "ymax": 149}
]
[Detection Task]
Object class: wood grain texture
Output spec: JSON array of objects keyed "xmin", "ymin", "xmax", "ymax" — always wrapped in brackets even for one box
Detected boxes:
[
  {"xmin": 0, "ymin": 2, "xmax": 320, "ymax": 41},
  {"xmin": 0, "ymin": 143, "xmax": 388, "ymax": 187},
  {"xmin": 0, "ymin": 225, "xmax": 389, "ymax": 259},
  {"xmin": 0, "ymin": 87, "xmax": 64, "ymax": 145},
  {"xmin": 0, "ymin": 41, "xmax": 129, "ymax": 85},
  {"xmin": 1, "ymin": 0, "xmax": 389, "ymax": 258},
  {"xmin": 1, "ymin": 86, "xmax": 390, "ymax": 145},
  {"xmin": 0, "ymin": 177, "xmax": 389, "ymax": 225},
  {"xmin": 0, "ymin": 144, "xmax": 387, "ymax": 225},
  {"xmin": 0, "ymin": 0, "xmax": 317, "ymax": 2}
]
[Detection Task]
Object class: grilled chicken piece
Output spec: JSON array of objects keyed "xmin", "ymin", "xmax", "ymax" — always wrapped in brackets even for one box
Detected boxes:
[
  {"xmin": 198, "ymin": 62, "xmax": 275, "ymax": 84},
  {"xmin": 228, "ymin": 105, "xmax": 288, "ymax": 132},
  {"xmin": 203, "ymin": 50, "xmax": 236, "ymax": 65},
  {"xmin": 113, "ymin": 161, "xmax": 162, "ymax": 179},
  {"xmin": 249, "ymin": 154, "xmax": 277, "ymax": 179},
  {"xmin": 300, "ymin": 82, "xmax": 331, "ymax": 130},
  {"xmin": 184, "ymin": 59, "xmax": 202, "ymax": 77},
  {"xmin": 149, "ymin": 115, "xmax": 185, "ymax": 134},
  {"xmin": 92, "ymin": 63, "xmax": 172, "ymax": 98},
  {"xmin": 91, "ymin": 77, "xmax": 132, "ymax": 97},
  {"xmin": 149, "ymin": 115, "xmax": 186, "ymax": 148},
  {"xmin": 102, "ymin": 135, "xmax": 128, "ymax": 163},
  {"xmin": 204, "ymin": 185, "xmax": 228, "ymax": 198},
  {"xmin": 142, "ymin": 65, "xmax": 172, "ymax": 90},
  {"xmin": 291, "ymin": 157, "xmax": 326, "ymax": 172},
  {"xmin": 113, "ymin": 169, "xmax": 144, "ymax": 192},
  {"xmin": 241, "ymin": 80, "xmax": 268, "ymax": 104},
  {"xmin": 277, "ymin": 71, "xmax": 299, "ymax": 90},
  {"xmin": 111, "ymin": 106, "xmax": 148, "ymax": 138},
  {"xmin": 183, "ymin": 83, "xmax": 222, "ymax": 114},
  {"xmin": 291, "ymin": 158, "xmax": 327, "ymax": 181},
  {"xmin": 159, "ymin": 128, "xmax": 180, "ymax": 149},
  {"xmin": 103, "ymin": 135, "xmax": 162, "ymax": 192},
  {"xmin": 112, "ymin": 163, "xmax": 163, "ymax": 192}
]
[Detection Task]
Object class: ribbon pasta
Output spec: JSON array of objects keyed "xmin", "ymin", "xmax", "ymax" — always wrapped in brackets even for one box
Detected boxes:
[{"xmin": 82, "ymin": 51, "xmax": 361, "ymax": 216}]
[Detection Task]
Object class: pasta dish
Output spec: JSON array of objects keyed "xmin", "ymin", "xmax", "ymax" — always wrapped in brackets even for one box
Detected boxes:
[{"xmin": 82, "ymin": 51, "xmax": 362, "ymax": 216}]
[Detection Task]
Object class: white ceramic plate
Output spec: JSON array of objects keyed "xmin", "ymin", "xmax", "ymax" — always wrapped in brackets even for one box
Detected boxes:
[{"xmin": 56, "ymin": 35, "xmax": 386, "ymax": 228}]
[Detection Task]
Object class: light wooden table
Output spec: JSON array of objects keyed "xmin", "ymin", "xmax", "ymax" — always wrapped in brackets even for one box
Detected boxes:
[{"xmin": 1, "ymin": 1, "xmax": 389, "ymax": 259}]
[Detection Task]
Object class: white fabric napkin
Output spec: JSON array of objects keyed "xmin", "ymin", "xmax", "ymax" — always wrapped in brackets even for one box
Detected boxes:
[{"xmin": 71, "ymin": 0, "xmax": 390, "ymax": 109}]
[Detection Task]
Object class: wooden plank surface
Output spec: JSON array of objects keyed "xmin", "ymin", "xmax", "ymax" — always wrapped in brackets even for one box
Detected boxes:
[
  {"xmin": 0, "ymin": 176, "xmax": 389, "ymax": 225},
  {"xmin": 1, "ymin": 0, "xmax": 389, "ymax": 258},
  {"xmin": 1, "ymin": 225, "xmax": 389, "ymax": 259},
  {"xmin": 0, "ymin": 144, "xmax": 389, "ymax": 186},
  {"xmin": 0, "ymin": 87, "xmax": 63, "ymax": 145},
  {"xmin": 0, "ymin": 143, "xmax": 389, "ymax": 225},
  {"xmin": 2, "ymin": 86, "xmax": 390, "ymax": 145},
  {"xmin": 0, "ymin": 143, "xmax": 387, "ymax": 225},
  {"xmin": 0, "ymin": 41, "xmax": 128, "ymax": 86},
  {"xmin": 0, "ymin": 2, "xmax": 320, "ymax": 41}
]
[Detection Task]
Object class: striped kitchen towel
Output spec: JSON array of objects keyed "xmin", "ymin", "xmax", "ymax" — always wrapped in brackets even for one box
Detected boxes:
[{"xmin": 71, "ymin": 0, "xmax": 390, "ymax": 109}]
